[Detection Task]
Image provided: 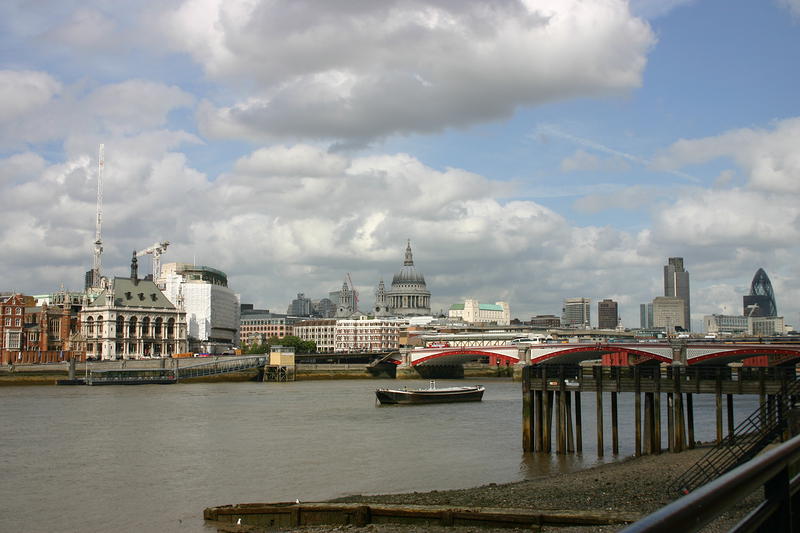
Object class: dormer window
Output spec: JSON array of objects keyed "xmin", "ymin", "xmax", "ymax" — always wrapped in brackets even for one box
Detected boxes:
[
  {"xmin": 150, "ymin": 294, "xmax": 157, "ymax": 301},
  {"xmin": 138, "ymin": 293, "xmax": 145, "ymax": 300},
  {"xmin": 125, "ymin": 292, "xmax": 132, "ymax": 300}
]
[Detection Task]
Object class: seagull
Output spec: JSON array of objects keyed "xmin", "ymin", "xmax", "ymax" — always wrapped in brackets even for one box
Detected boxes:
[
  {"xmin": 295, "ymin": 499, "xmax": 300, "ymax": 504},
  {"xmin": 236, "ymin": 518, "xmax": 241, "ymax": 525}
]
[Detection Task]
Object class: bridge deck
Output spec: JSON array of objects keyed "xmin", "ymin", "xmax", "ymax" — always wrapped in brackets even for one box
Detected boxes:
[{"xmin": 527, "ymin": 365, "xmax": 794, "ymax": 395}]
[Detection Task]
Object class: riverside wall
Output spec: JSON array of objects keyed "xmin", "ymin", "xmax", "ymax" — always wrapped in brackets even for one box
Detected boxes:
[{"xmin": 0, "ymin": 359, "xmax": 519, "ymax": 385}]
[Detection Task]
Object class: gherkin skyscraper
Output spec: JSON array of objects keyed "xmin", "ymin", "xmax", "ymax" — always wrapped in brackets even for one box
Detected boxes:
[{"xmin": 743, "ymin": 268, "xmax": 777, "ymax": 317}]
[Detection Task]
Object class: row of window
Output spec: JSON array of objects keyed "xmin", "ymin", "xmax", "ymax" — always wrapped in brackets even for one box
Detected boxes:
[
  {"xmin": 3, "ymin": 318, "xmax": 22, "ymax": 327},
  {"xmin": 2, "ymin": 307, "xmax": 22, "ymax": 315}
]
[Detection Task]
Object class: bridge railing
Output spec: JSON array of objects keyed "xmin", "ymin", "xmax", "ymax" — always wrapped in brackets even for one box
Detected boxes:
[
  {"xmin": 177, "ymin": 355, "xmax": 268, "ymax": 379},
  {"xmin": 620, "ymin": 433, "xmax": 800, "ymax": 533},
  {"xmin": 527, "ymin": 364, "xmax": 797, "ymax": 383}
]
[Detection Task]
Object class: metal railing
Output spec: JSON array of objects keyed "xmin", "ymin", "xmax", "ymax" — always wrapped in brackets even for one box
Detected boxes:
[
  {"xmin": 670, "ymin": 378, "xmax": 799, "ymax": 494},
  {"xmin": 621, "ymin": 433, "xmax": 800, "ymax": 533},
  {"xmin": 177, "ymin": 355, "xmax": 268, "ymax": 379}
]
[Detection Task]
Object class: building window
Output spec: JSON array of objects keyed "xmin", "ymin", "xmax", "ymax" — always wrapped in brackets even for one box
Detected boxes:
[
  {"xmin": 4, "ymin": 318, "xmax": 9, "ymax": 326},
  {"xmin": 6, "ymin": 331, "xmax": 21, "ymax": 349},
  {"xmin": 15, "ymin": 318, "xmax": 21, "ymax": 327},
  {"xmin": 16, "ymin": 307, "xmax": 22, "ymax": 315}
]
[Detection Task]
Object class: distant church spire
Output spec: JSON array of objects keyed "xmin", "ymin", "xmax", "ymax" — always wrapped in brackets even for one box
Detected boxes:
[{"xmin": 404, "ymin": 239, "xmax": 414, "ymax": 266}]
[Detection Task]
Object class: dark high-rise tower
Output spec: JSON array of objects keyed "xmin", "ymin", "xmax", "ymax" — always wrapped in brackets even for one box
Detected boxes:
[
  {"xmin": 743, "ymin": 268, "xmax": 777, "ymax": 317},
  {"xmin": 664, "ymin": 257, "xmax": 690, "ymax": 330},
  {"xmin": 598, "ymin": 299, "xmax": 618, "ymax": 329}
]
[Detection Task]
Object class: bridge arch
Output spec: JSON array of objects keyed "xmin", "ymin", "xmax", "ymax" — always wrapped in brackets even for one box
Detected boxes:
[
  {"xmin": 412, "ymin": 348, "xmax": 520, "ymax": 366},
  {"xmin": 529, "ymin": 345, "xmax": 672, "ymax": 365}
]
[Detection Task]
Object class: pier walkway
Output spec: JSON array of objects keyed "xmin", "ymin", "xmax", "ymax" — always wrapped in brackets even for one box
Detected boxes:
[{"xmin": 64, "ymin": 355, "xmax": 269, "ymax": 385}]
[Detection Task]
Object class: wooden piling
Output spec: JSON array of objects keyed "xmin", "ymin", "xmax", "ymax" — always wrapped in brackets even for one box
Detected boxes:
[
  {"xmin": 544, "ymin": 390, "xmax": 553, "ymax": 453},
  {"xmin": 611, "ymin": 391, "xmax": 619, "ymax": 455},
  {"xmin": 556, "ymin": 390, "xmax": 565, "ymax": 454},
  {"xmin": 686, "ymin": 393, "xmax": 695, "ymax": 449},
  {"xmin": 644, "ymin": 392, "xmax": 654, "ymax": 454},
  {"xmin": 575, "ymin": 391, "xmax": 583, "ymax": 453},
  {"xmin": 654, "ymin": 367, "xmax": 661, "ymax": 454},
  {"xmin": 727, "ymin": 393, "xmax": 734, "ymax": 439},
  {"xmin": 522, "ymin": 366, "xmax": 532, "ymax": 452},
  {"xmin": 667, "ymin": 392, "xmax": 674, "ymax": 452},
  {"xmin": 715, "ymin": 369, "xmax": 723, "ymax": 444},
  {"xmin": 564, "ymin": 391, "xmax": 575, "ymax": 453},
  {"xmin": 634, "ymin": 366, "xmax": 641, "ymax": 457},
  {"xmin": 534, "ymin": 390, "xmax": 543, "ymax": 452},
  {"xmin": 596, "ymin": 367, "xmax": 604, "ymax": 457}
]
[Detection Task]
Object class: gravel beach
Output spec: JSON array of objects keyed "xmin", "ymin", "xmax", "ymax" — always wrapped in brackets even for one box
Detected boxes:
[{"xmin": 228, "ymin": 446, "xmax": 762, "ymax": 533}]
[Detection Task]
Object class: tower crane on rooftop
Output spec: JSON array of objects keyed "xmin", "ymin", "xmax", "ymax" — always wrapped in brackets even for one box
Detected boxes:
[
  {"xmin": 91, "ymin": 144, "xmax": 104, "ymax": 288},
  {"xmin": 137, "ymin": 241, "xmax": 170, "ymax": 280},
  {"xmin": 347, "ymin": 272, "xmax": 359, "ymax": 312}
]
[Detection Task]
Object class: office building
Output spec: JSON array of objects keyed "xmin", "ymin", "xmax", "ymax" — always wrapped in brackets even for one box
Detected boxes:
[
  {"xmin": 562, "ymin": 298, "xmax": 590, "ymax": 328},
  {"xmin": 287, "ymin": 293, "xmax": 312, "ymax": 316},
  {"xmin": 743, "ymin": 268, "xmax": 778, "ymax": 317},
  {"xmin": 652, "ymin": 296, "xmax": 685, "ymax": 332},
  {"xmin": 598, "ymin": 299, "xmax": 619, "ymax": 329},
  {"xmin": 293, "ymin": 319, "xmax": 336, "ymax": 353},
  {"xmin": 160, "ymin": 262, "xmax": 240, "ymax": 353},
  {"xmin": 530, "ymin": 315, "xmax": 562, "ymax": 328},
  {"xmin": 664, "ymin": 257, "xmax": 690, "ymax": 330},
  {"xmin": 640, "ymin": 303, "xmax": 653, "ymax": 329},
  {"xmin": 703, "ymin": 314, "xmax": 748, "ymax": 336},
  {"xmin": 334, "ymin": 318, "xmax": 405, "ymax": 352}
]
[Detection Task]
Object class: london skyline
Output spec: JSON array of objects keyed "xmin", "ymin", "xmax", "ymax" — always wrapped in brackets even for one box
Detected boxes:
[{"xmin": 1, "ymin": 1, "xmax": 798, "ymax": 329}]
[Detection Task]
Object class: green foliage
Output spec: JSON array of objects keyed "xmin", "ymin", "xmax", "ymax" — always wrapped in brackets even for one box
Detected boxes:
[{"xmin": 240, "ymin": 335, "xmax": 317, "ymax": 354}]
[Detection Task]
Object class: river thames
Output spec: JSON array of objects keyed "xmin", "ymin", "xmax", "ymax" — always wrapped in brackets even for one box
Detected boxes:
[{"xmin": 0, "ymin": 379, "xmax": 758, "ymax": 532}]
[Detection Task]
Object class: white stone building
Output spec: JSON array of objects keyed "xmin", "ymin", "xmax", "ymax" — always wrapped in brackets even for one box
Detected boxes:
[
  {"xmin": 81, "ymin": 256, "xmax": 187, "ymax": 360},
  {"xmin": 334, "ymin": 318, "xmax": 406, "ymax": 352},
  {"xmin": 293, "ymin": 319, "xmax": 336, "ymax": 353},
  {"xmin": 448, "ymin": 299, "xmax": 510, "ymax": 326},
  {"xmin": 159, "ymin": 262, "xmax": 240, "ymax": 353},
  {"xmin": 652, "ymin": 296, "xmax": 686, "ymax": 332}
]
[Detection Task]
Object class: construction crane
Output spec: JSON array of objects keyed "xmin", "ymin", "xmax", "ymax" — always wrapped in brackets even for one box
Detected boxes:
[
  {"xmin": 137, "ymin": 241, "xmax": 170, "ymax": 280},
  {"xmin": 92, "ymin": 144, "xmax": 104, "ymax": 287},
  {"xmin": 347, "ymin": 272, "xmax": 359, "ymax": 312}
]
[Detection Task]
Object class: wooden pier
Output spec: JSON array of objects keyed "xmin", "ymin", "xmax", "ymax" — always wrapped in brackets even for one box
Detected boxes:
[{"xmin": 522, "ymin": 364, "xmax": 796, "ymax": 456}]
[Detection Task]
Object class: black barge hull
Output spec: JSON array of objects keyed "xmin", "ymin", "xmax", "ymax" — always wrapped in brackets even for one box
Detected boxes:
[{"xmin": 375, "ymin": 386, "xmax": 484, "ymax": 405}]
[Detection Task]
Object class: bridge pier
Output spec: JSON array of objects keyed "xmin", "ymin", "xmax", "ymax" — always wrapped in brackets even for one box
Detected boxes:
[{"xmin": 523, "ymin": 363, "xmax": 794, "ymax": 457}]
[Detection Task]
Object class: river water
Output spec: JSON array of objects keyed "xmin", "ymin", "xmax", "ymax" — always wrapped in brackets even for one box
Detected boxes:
[{"xmin": 0, "ymin": 379, "xmax": 759, "ymax": 532}]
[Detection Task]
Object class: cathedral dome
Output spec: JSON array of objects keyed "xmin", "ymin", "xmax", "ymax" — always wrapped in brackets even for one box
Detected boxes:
[
  {"xmin": 385, "ymin": 240, "xmax": 431, "ymax": 317},
  {"xmin": 391, "ymin": 241, "xmax": 426, "ymax": 286}
]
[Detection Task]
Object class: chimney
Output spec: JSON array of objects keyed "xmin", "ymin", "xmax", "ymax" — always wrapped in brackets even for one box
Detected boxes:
[{"xmin": 131, "ymin": 251, "xmax": 139, "ymax": 284}]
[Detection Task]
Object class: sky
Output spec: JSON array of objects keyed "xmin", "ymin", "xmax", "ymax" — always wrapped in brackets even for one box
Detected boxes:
[{"xmin": 1, "ymin": 0, "xmax": 799, "ymax": 330}]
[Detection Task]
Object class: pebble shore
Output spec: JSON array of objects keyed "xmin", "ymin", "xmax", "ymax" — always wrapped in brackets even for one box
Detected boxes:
[{"xmin": 246, "ymin": 446, "xmax": 761, "ymax": 533}]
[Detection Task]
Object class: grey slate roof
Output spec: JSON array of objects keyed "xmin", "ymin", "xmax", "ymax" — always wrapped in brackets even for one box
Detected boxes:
[{"xmin": 88, "ymin": 277, "xmax": 177, "ymax": 310}]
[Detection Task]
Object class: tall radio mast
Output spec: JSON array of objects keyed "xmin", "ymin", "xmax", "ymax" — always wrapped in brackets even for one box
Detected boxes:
[{"xmin": 92, "ymin": 144, "xmax": 104, "ymax": 288}]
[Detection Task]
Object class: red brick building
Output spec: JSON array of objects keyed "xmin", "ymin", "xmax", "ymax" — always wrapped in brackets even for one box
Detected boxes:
[{"xmin": 1, "ymin": 292, "xmax": 85, "ymax": 364}]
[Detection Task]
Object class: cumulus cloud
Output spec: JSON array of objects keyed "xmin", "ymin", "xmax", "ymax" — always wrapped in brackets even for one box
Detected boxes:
[
  {"xmin": 0, "ymin": 71, "xmax": 195, "ymax": 149},
  {"xmin": 168, "ymin": 0, "xmax": 655, "ymax": 141},
  {"xmin": 234, "ymin": 145, "xmax": 349, "ymax": 177},
  {"xmin": 652, "ymin": 188, "xmax": 800, "ymax": 248},
  {"xmin": 0, "ymin": 70, "xmax": 61, "ymax": 121},
  {"xmin": 651, "ymin": 117, "xmax": 800, "ymax": 193}
]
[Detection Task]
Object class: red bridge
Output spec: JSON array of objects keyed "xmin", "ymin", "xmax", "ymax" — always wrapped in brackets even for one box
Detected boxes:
[
  {"xmin": 526, "ymin": 342, "xmax": 800, "ymax": 366},
  {"xmin": 397, "ymin": 345, "xmax": 521, "ymax": 366},
  {"xmin": 389, "ymin": 342, "xmax": 800, "ymax": 368}
]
